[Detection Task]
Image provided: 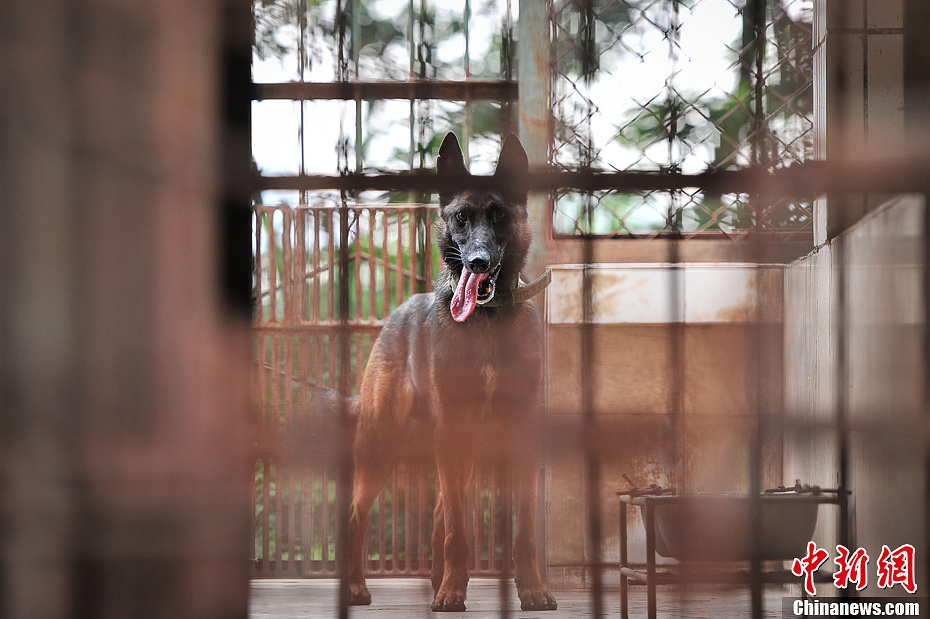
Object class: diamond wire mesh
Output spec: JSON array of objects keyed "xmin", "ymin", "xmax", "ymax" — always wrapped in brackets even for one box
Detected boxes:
[{"xmin": 551, "ymin": 0, "xmax": 815, "ymax": 236}]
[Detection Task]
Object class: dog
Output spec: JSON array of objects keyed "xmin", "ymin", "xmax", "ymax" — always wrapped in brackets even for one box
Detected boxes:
[{"xmin": 344, "ymin": 132, "xmax": 557, "ymax": 612}]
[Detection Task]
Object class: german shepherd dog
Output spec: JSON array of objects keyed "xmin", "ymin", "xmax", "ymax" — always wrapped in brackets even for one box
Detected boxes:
[{"xmin": 344, "ymin": 133, "xmax": 557, "ymax": 612}]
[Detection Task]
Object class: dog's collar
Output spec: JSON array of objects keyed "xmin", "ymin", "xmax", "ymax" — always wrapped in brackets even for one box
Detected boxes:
[{"xmin": 446, "ymin": 269, "xmax": 551, "ymax": 307}]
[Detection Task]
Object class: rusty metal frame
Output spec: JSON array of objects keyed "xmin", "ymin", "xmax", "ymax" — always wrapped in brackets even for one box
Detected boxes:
[
  {"xmin": 907, "ymin": 0, "xmax": 930, "ymax": 604},
  {"xmin": 255, "ymin": 79, "xmax": 517, "ymax": 101},
  {"xmin": 257, "ymin": 160, "xmax": 930, "ymax": 195}
]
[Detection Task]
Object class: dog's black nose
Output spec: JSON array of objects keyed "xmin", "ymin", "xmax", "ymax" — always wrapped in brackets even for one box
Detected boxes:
[{"xmin": 467, "ymin": 254, "xmax": 490, "ymax": 274}]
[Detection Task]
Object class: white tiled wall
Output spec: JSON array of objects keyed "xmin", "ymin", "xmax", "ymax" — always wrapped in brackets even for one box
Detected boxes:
[
  {"xmin": 547, "ymin": 263, "xmax": 783, "ymax": 325},
  {"xmin": 813, "ymin": 0, "xmax": 905, "ymax": 244}
]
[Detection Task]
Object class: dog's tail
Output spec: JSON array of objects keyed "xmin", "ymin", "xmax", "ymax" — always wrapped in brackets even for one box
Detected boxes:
[
  {"xmin": 272, "ymin": 388, "xmax": 360, "ymax": 469},
  {"xmin": 313, "ymin": 387, "xmax": 359, "ymax": 429}
]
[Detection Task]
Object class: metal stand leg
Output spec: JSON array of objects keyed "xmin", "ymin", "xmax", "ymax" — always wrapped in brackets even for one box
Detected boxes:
[
  {"xmin": 619, "ymin": 501, "xmax": 628, "ymax": 619},
  {"xmin": 645, "ymin": 501, "xmax": 657, "ymax": 619}
]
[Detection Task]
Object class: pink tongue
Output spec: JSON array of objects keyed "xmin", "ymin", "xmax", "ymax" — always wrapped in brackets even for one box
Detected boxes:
[{"xmin": 450, "ymin": 270, "xmax": 488, "ymax": 322}]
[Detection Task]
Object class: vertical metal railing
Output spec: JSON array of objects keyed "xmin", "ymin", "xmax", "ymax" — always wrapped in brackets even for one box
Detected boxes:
[
  {"xmin": 747, "ymin": 3, "xmax": 768, "ymax": 616},
  {"xmin": 824, "ymin": 5, "xmax": 853, "ymax": 613},
  {"xmin": 905, "ymin": 0, "xmax": 930, "ymax": 601}
]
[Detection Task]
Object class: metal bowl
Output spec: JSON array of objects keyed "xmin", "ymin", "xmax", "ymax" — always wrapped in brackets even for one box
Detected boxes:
[{"xmin": 640, "ymin": 494, "xmax": 819, "ymax": 561}]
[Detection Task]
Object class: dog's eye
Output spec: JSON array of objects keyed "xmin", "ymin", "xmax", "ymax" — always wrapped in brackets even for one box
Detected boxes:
[
  {"xmin": 490, "ymin": 208, "xmax": 507, "ymax": 224},
  {"xmin": 454, "ymin": 211, "xmax": 467, "ymax": 226}
]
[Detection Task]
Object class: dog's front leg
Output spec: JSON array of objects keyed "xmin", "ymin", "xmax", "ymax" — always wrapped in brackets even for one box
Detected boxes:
[
  {"xmin": 430, "ymin": 495, "xmax": 445, "ymax": 593},
  {"xmin": 431, "ymin": 436, "xmax": 471, "ymax": 612},
  {"xmin": 514, "ymin": 460, "xmax": 558, "ymax": 611}
]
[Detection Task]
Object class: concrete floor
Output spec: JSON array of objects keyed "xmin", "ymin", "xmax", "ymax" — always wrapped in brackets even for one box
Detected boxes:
[{"xmin": 249, "ymin": 578, "xmax": 789, "ymax": 618}]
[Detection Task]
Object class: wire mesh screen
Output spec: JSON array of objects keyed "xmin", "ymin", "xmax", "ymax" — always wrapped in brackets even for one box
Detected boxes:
[
  {"xmin": 551, "ymin": 0, "xmax": 814, "ymax": 236},
  {"xmin": 252, "ymin": 0, "xmax": 518, "ymax": 182}
]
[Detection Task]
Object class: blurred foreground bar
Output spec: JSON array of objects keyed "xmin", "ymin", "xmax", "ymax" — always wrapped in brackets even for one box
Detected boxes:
[{"xmin": 0, "ymin": 2, "xmax": 253, "ymax": 619}]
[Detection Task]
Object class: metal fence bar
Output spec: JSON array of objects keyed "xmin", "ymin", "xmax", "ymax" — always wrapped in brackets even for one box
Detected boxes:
[
  {"xmin": 417, "ymin": 469, "xmax": 427, "ymax": 573},
  {"xmin": 282, "ymin": 337, "xmax": 294, "ymax": 570},
  {"xmin": 296, "ymin": 210, "xmax": 306, "ymax": 320},
  {"xmin": 747, "ymin": 1, "xmax": 767, "ymax": 615},
  {"xmin": 255, "ymin": 210, "xmax": 263, "ymax": 321},
  {"xmin": 368, "ymin": 210, "xmax": 376, "ymax": 320},
  {"xmin": 395, "ymin": 213, "xmax": 404, "ymax": 306},
  {"xmin": 261, "ymin": 457, "xmax": 270, "ymax": 566},
  {"xmin": 645, "ymin": 501, "xmax": 657, "ymax": 618},
  {"xmin": 336, "ymin": 97, "xmax": 353, "ymax": 613},
  {"xmin": 903, "ymin": 0, "xmax": 930, "ymax": 599},
  {"xmin": 828, "ymin": 4, "xmax": 853, "ymax": 601},
  {"xmin": 401, "ymin": 469, "xmax": 410, "ymax": 574},
  {"xmin": 489, "ymin": 470, "xmax": 497, "ymax": 572},
  {"xmin": 381, "ymin": 211, "xmax": 390, "ymax": 320},
  {"xmin": 407, "ymin": 208, "xmax": 416, "ymax": 296},
  {"xmin": 354, "ymin": 215, "xmax": 362, "ymax": 322},
  {"xmin": 255, "ymin": 80, "xmax": 518, "ymax": 101},
  {"xmin": 267, "ymin": 213, "xmax": 278, "ymax": 322},
  {"xmin": 472, "ymin": 473, "xmax": 481, "ymax": 572},
  {"xmin": 307, "ymin": 470, "xmax": 318, "ymax": 575},
  {"xmin": 619, "ymin": 501, "xmax": 628, "ymax": 619},
  {"xmin": 312, "ymin": 213, "xmax": 321, "ymax": 321},
  {"xmin": 271, "ymin": 336, "xmax": 282, "ymax": 567},
  {"xmin": 378, "ymin": 492, "xmax": 386, "ymax": 573},
  {"xmin": 574, "ymin": 0, "xmax": 605, "ymax": 614},
  {"xmin": 322, "ymin": 471, "xmax": 330, "ymax": 569},
  {"xmin": 326, "ymin": 210, "xmax": 335, "ymax": 320},
  {"xmin": 283, "ymin": 206, "xmax": 293, "ymax": 320},
  {"xmin": 295, "ymin": 440, "xmax": 305, "ymax": 574},
  {"xmin": 498, "ymin": 463, "xmax": 513, "ymax": 619},
  {"xmin": 424, "ymin": 206, "xmax": 433, "ymax": 287},
  {"xmin": 391, "ymin": 471, "xmax": 398, "ymax": 571},
  {"xmin": 256, "ymin": 159, "xmax": 930, "ymax": 194}
]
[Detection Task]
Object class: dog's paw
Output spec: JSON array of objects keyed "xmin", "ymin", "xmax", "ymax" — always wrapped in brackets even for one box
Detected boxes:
[
  {"xmin": 519, "ymin": 587, "xmax": 558, "ymax": 611},
  {"xmin": 431, "ymin": 587, "xmax": 466, "ymax": 612},
  {"xmin": 346, "ymin": 582, "xmax": 371, "ymax": 606}
]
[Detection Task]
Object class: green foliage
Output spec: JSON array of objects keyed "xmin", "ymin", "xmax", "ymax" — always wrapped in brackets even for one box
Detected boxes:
[{"xmin": 553, "ymin": 0, "xmax": 814, "ymax": 234}]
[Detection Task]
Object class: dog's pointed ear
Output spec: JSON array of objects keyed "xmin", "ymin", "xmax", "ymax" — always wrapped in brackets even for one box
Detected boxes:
[
  {"xmin": 437, "ymin": 132, "xmax": 467, "ymax": 207},
  {"xmin": 494, "ymin": 134, "xmax": 529, "ymax": 205},
  {"xmin": 437, "ymin": 132, "xmax": 467, "ymax": 177},
  {"xmin": 495, "ymin": 134, "xmax": 528, "ymax": 178}
]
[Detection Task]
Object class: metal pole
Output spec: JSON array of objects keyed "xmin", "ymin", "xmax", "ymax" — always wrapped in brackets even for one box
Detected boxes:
[
  {"xmin": 619, "ymin": 500, "xmax": 629, "ymax": 619},
  {"xmin": 463, "ymin": 0, "xmax": 471, "ymax": 165},
  {"xmin": 645, "ymin": 501, "xmax": 657, "ymax": 619},
  {"xmin": 518, "ymin": 0, "xmax": 552, "ymax": 278},
  {"xmin": 748, "ymin": 2, "xmax": 767, "ymax": 616},
  {"xmin": 828, "ymin": 2, "xmax": 853, "ymax": 599},
  {"xmin": 352, "ymin": 0, "xmax": 362, "ymax": 173},
  {"xmin": 577, "ymin": 0, "xmax": 604, "ymax": 614},
  {"xmin": 335, "ymin": 2, "xmax": 352, "ymax": 616},
  {"xmin": 663, "ymin": 3, "xmax": 687, "ymax": 617},
  {"xmin": 903, "ymin": 0, "xmax": 930, "ymax": 598}
]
